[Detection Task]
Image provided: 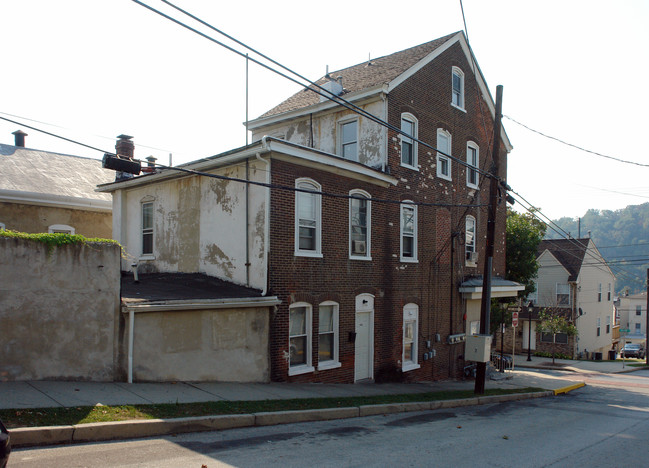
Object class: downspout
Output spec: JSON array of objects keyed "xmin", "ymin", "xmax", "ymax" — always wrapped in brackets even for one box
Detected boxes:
[
  {"xmin": 128, "ymin": 308, "xmax": 134, "ymax": 383},
  {"xmin": 256, "ymin": 142, "xmax": 271, "ymax": 296}
]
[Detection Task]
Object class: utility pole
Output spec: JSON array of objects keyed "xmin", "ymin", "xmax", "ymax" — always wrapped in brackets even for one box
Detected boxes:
[
  {"xmin": 475, "ymin": 85, "xmax": 503, "ymax": 395},
  {"xmin": 646, "ymin": 268, "xmax": 648, "ymax": 366}
]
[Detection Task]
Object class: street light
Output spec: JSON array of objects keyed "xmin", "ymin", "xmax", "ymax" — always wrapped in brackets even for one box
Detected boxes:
[{"xmin": 527, "ymin": 301, "xmax": 533, "ymax": 362}]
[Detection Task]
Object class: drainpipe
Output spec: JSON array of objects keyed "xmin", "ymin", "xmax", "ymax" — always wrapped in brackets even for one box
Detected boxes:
[
  {"xmin": 256, "ymin": 142, "xmax": 271, "ymax": 296},
  {"xmin": 245, "ymin": 158, "xmax": 250, "ymax": 287},
  {"xmin": 128, "ymin": 308, "xmax": 134, "ymax": 383}
]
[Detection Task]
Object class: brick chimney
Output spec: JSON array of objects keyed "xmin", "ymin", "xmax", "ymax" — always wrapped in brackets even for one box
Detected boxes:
[
  {"xmin": 115, "ymin": 134, "xmax": 134, "ymax": 158},
  {"xmin": 12, "ymin": 130, "xmax": 27, "ymax": 147}
]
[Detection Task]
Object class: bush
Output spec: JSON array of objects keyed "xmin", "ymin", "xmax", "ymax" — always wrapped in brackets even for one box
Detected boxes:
[{"xmin": 534, "ymin": 351, "xmax": 572, "ymax": 360}]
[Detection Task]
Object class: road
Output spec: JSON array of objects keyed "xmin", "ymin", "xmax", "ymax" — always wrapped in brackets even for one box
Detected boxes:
[{"xmin": 11, "ymin": 370, "xmax": 649, "ymax": 468}]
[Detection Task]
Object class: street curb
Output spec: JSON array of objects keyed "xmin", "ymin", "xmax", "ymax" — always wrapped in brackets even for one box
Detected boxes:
[
  {"xmin": 9, "ymin": 392, "xmax": 554, "ymax": 448},
  {"xmin": 553, "ymin": 383, "xmax": 586, "ymax": 395}
]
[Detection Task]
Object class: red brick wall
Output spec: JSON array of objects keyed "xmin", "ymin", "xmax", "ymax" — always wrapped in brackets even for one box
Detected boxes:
[{"xmin": 267, "ymin": 42, "xmax": 509, "ymax": 383}]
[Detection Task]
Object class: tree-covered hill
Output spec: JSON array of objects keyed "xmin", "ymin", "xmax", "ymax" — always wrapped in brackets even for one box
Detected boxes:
[{"xmin": 547, "ymin": 202, "xmax": 649, "ymax": 294}]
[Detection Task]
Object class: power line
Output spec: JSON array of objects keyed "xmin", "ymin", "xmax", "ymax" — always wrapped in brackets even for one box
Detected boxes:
[{"xmin": 504, "ymin": 115, "xmax": 649, "ymax": 168}]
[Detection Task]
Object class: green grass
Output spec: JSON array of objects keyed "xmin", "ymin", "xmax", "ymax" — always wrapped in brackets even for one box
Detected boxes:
[{"xmin": 0, "ymin": 387, "xmax": 544, "ymax": 429}]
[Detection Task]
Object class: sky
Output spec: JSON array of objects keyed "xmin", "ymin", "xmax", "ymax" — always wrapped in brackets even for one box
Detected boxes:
[{"xmin": 2, "ymin": 0, "xmax": 648, "ymax": 221}]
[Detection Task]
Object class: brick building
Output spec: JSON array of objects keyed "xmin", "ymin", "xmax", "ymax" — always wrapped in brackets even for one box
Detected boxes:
[{"xmin": 100, "ymin": 31, "xmax": 522, "ymax": 383}]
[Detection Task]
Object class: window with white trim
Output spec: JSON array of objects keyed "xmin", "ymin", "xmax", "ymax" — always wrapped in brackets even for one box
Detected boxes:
[
  {"xmin": 400, "ymin": 202, "xmax": 417, "ymax": 262},
  {"xmin": 48, "ymin": 224, "xmax": 75, "ymax": 234},
  {"xmin": 606, "ymin": 316, "xmax": 611, "ymax": 334},
  {"xmin": 636, "ymin": 305, "xmax": 642, "ymax": 316},
  {"xmin": 597, "ymin": 283, "xmax": 602, "ymax": 302},
  {"xmin": 596, "ymin": 317, "xmax": 601, "ymax": 337},
  {"xmin": 400, "ymin": 113, "xmax": 418, "ymax": 169},
  {"xmin": 465, "ymin": 215, "xmax": 476, "ymax": 266},
  {"xmin": 350, "ymin": 190, "xmax": 371, "ymax": 259},
  {"xmin": 466, "ymin": 142, "xmax": 479, "ymax": 188},
  {"xmin": 607, "ymin": 283, "xmax": 611, "ymax": 301},
  {"xmin": 556, "ymin": 283, "xmax": 570, "ymax": 306},
  {"xmin": 318, "ymin": 301, "xmax": 340, "ymax": 370},
  {"xmin": 339, "ymin": 119, "xmax": 358, "ymax": 161},
  {"xmin": 402, "ymin": 304, "xmax": 420, "ymax": 371},
  {"xmin": 436, "ymin": 129, "xmax": 452, "ymax": 180},
  {"xmin": 295, "ymin": 179, "xmax": 322, "ymax": 256},
  {"xmin": 451, "ymin": 67, "xmax": 465, "ymax": 109},
  {"xmin": 141, "ymin": 202, "xmax": 153, "ymax": 255},
  {"xmin": 289, "ymin": 302, "xmax": 313, "ymax": 375}
]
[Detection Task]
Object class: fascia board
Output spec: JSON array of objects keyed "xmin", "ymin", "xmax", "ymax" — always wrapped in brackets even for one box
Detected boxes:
[
  {"xmin": 122, "ymin": 296, "xmax": 281, "ymax": 313},
  {"xmin": 96, "ymin": 145, "xmax": 269, "ymax": 193},
  {"xmin": 459, "ymin": 284, "xmax": 525, "ymax": 300},
  {"xmin": 0, "ymin": 189, "xmax": 112, "ymax": 212},
  {"xmin": 266, "ymin": 139, "xmax": 397, "ymax": 188},
  {"xmin": 247, "ymin": 85, "xmax": 387, "ymax": 131}
]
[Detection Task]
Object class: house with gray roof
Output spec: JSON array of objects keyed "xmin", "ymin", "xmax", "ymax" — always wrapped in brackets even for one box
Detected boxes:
[
  {"xmin": 523, "ymin": 238, "xmax": 617, "ymax": 358},
  {"xmin": 0, "ymin": 131, "xmax": 114, "ymax": 238},
  {"xmin": 100, "ymin": 31, "xmax": 522, "ymax": 384}
]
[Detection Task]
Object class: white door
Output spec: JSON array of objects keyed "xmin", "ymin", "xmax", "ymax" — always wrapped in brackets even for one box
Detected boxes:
[
  {"xmin": 355, "ymin": 294, "xmax": 374, "ymax": 381},
  {"xmin": 523, "ymin": 321, "xmax": 536, "ymax": 350}
]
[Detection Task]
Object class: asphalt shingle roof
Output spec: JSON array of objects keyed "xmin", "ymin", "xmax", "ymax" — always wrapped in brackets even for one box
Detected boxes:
[
  {"xmin": 0, "ymin": 143, "xmax": 114, "ymax": 201},
  {"xmin": 538, "ymin": 238, "xmax": 590, "ymax": 281},
  {"xmin": 259, "ymin": 32, "xmax": 459, "ymax": 119}
]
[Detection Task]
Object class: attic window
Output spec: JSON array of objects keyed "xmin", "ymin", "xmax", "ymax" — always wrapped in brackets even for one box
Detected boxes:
[{"xmin": 451, "ymin": 67, "xmax": 465, "ymax": 110}]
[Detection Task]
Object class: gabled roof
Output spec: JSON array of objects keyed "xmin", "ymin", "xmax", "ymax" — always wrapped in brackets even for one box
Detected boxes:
[
  {"xmin": 537, "ymin": 238, "xmax": 590, "ymax": 281},
  {"xmin": 0, "ymin": 143, "xmax": 114, "ymax": 210},
  {"xmin": 259, "ymin": 32, "xmax": 458, "ymax": 119}
]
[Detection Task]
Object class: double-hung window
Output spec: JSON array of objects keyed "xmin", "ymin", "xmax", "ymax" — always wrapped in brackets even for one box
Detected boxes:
[
  {"xmin": 597, "ymin": 283, "xmax": 602, "ymax": 302},
  {"xmin": 350, "ymin": 190, "xmax": 371, "ymax": 259},
  {"xmin": 451, "ymin": 67, "xmax": 465, "ymax": 110},
  {"xmin": 295, "ymin": 179, "xmax": 322, "ymax": 256},
  {"xmin": 400, "ymin": 114, "xmax": 418, "ymax": 169},
  {"xmin": 465, "ymin": 216, "xmax": 476, "ymax": 266},
  {"xmin": 436, "ymin": 129, "xmax": 452, "ymax": 181},
  {"xmin": 289, "ymin": 302, "xmax": 313, "ymax": 375},
  {"xmin": 607, "ymin": 283, "xmax": 611, "ymax": 301},
  {"xmin": 141, "ymin": 202, "xmax": 153, "ymax": 256},
  {"xmin": 606, "ymin": 316, "xmax": 611, "ymax": 334},
  {"xmin": 400, "ymin": 202, "xmax": 417, "ymax": 262},
  {"xmin": 596, "ymin": 318, "xmax": 601, "ymax": 337},
  {"xmin": 318, "ymin": 301, "xmax": 340, "ymax": 370},
  {"xmin": 339, "ymin": 119, "xmax": 358, "ymax": 161},
  {"xmin": 466, "ymin": 142, "xmax": 479, "ymax": 188},
  {"xmin": 402, "ymin": 304, "xmax": 420, "ymax": 372},
  {"xmin": 556, "ymin": 283, "xmax": 570, "ymax": 306}
]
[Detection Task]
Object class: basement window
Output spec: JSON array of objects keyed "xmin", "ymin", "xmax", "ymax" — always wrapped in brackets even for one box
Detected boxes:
[{"xmin": 48, "ymin": 224, "xmax": 75, "ymax": 234}]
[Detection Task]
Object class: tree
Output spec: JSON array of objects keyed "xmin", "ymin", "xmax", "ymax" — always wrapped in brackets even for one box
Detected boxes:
[
  {"xmin": 537, "ymin": 308, "xmax": 578, "ymax": 364},
  {"xmin": 506, "ymin": 208, "xmax": 546, "ymax": 298}
]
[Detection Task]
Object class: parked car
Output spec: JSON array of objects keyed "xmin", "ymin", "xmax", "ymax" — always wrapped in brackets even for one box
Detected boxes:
[
  {"xmin": 0, "ymin": 419, "xmax": 10, "ymax": 468},
  {"xmin": 622, "ymin": 343, "xmax": 645, "ymax": 359}
]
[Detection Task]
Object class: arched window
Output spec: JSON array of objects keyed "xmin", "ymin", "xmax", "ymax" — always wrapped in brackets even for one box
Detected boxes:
[
  {"xmin": 400, "ymin": 113, "xmax": 418, "ymax": 169},
  {"xmin": 451, "ymin": 66, "xmax": 465, "ymax": 110},
  {"xmin": 295, "ymin": 178, "xmax": 322, "ymax": 256},
  {"xmin": 349, "ymin": 189, "xmax": 371, "ymax": 259}
]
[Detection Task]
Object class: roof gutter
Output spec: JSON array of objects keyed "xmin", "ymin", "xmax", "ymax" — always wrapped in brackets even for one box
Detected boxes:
[{"xmin": 0, "ymin": 189, "xmax": 112, "ymax": 212}]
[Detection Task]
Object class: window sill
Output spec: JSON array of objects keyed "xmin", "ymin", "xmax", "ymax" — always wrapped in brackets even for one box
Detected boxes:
[
  {"xmin": 465, "ymin": 261, "xmax": 477, "ymax": 268},
  {"xmin": 139, "ymin": 254, "xmax": 155, "ymax": 261},
  {"xmin": 288, "ymin": 365, "xmax": 315, "ymax": 376},
  {"xmin": 437, "ymin": 173, "xmax": 452, "ymax": 182},
  {"xmin": 451, "ymin": 103, "xmax": 467, "ymax": 113},
  {"xmin": 294, "ymin": 251, "xmax": 323, "ymax": 259},
  {"xmin": 400, "ymin": 163, "xmax": 419, "ymax": 171},
  {"xmin": 402, "ymin": 363, "xmax": 420, "ymax": 372},
  {"xmin": 400, "ymin": 258, "xmax": 419, "ymax": 264},
  {"xmin": 317, "ymin": 361, "xmax": 341, "ymax": 371},
  {"xmin": 466, "ymin": 183, "xmax": 479, "ymax": 190}
]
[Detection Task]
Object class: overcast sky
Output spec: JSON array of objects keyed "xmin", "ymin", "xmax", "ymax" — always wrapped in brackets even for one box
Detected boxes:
[{"xmin": 2, "ymin": 0, "xmax": 648, "ymax": 221}]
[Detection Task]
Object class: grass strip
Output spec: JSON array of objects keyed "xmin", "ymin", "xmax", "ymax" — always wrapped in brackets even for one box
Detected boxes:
[{"xmin": 0, "ymin": 387, "xmax": 544, "ymax": 429}]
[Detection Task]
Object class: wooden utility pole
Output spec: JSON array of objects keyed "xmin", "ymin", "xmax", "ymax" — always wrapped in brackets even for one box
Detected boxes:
[
  {"xmin": 646, "ymin": 269, "xmax": 648, "ymax": 366},
  {"xmin": 475, "ymin": 85, "xmax": 503, "ymax": 394}
]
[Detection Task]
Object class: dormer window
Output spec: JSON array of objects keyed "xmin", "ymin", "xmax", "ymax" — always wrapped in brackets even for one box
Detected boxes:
[
  {"xmin": 451, "ymin": 67, "xmax": 465, "ymax": 110},
  {"xmin": 339, "ymin": 119, "xmax": 358, "ymax": 161}
]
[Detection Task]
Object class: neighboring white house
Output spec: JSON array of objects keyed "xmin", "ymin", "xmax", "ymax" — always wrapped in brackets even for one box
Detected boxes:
[
  {"xmin": 617, "ymin": 292, "xmax": 647, "ymax": 347},
  {"xmin": 528, "ymin": 238, "xmax": 616, "ymax": 358}
]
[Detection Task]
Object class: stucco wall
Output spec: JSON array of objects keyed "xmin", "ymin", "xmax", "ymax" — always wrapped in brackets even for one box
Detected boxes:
[
  {"xmin": 0, "ymin": 237, "xmax": 121, "ymax": 381},
  {"xmin": 0, "ymin": 202, "xmax": 112, "ymax": 238},
  {"xmin": 128, "ymin": 307, "xmax": 270, "ymax": 382}
]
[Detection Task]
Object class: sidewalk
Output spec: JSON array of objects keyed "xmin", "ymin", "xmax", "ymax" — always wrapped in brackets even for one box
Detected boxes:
[{"xmin": 3, "ymin": 355, "xmax": 631, "ymax": 448}]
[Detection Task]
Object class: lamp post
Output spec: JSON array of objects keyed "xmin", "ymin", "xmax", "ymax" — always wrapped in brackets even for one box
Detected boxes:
[{"xmin": 527, "ymin": 301, "xmax": 533, "ymax": 361}]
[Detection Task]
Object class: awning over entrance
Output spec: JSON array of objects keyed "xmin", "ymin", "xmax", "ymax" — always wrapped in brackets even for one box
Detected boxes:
[{"xmin": 458, "ymin": 276, "xmax": 524, "ymax": 300}]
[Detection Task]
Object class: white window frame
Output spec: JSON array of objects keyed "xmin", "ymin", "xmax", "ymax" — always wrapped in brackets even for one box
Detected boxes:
[
  {"xmin": 289, "ymin": 302, "xmax": 314, "ymax": 376},
  {"xmin": 400, "ymin": 201, "xmax": 418, "ymax": 262},
  {"xmin": 338, "ymin": 118, "xmax": 359, "ymax": 161},
  {"xmin": 295, "ymin": 178, "xmax": 322, "ymax": 257},
  {"xmin": 48, "ymin": 224, "xmax": 75, "ymax": 234},
  {"xmin": 465, "ymin": 215, "xmax": 477, "ymax": 266},
  {"xmin": 607, "ymin": 283, "xmax": 611, "ymax": 301},
  {"xmin": 606, "ymin": 315, "xmax": 611, "ymax": 334},
  {"xmin": 556, "ymin": 283, "xmax": 570, "ymax": 306},
  {"xmin": 596, "ymin": 317, "xmax": 601, "ymax": 337},
  {"xmin": 141, "ymin": 201, "xmax": 154, "ymax": 258},
  {"xmin": 349, "ymin": 190, "xmax": 371, "ymax": 260},
  {"xmin": 436, "ymin": 129, "xmax": 452, "ymax": 181},
  {"xmin": 597, "ymin": 283, "xmax": 602, "ymax": 302},
  {"xmin": 466, "ymin": 141, "xmax": 479, "ymax": 189},
  {"xmin": 402, "ymin": 304, "xmax": 420, "ymax": 372},
  {"xmin": 400, "ymin": 113, "xmax": 418, "ymax": 170},
  {"xmin": 451, "ymin": 66, "xmax": 465, "ymax": 111},
  {"xmin": 317, "ymin": 301, "xmax": 341, "ymax": 370}
]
